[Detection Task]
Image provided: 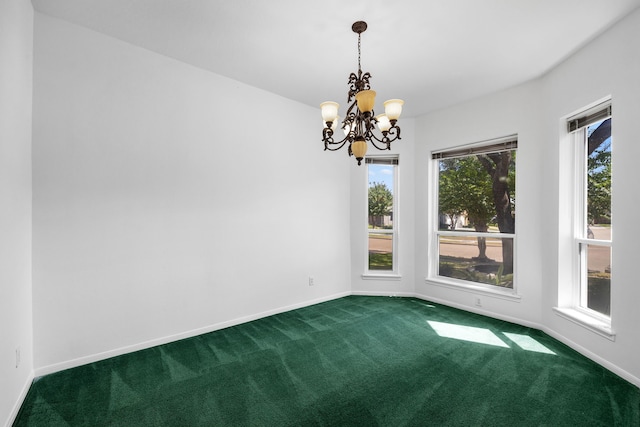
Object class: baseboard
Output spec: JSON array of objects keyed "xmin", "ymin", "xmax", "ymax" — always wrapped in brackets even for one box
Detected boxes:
[
  {"xmin": 413, "ymin": 292, "xmax": 542, "ymax": 329},
  {"xmin": 541, "ymin": 327, "xmax": 640, "ymax": 389},
  {"xmin": 34, "ymin": 291, "xmax": 350, "ymax": 377},
  {"xmin": 351, "ymin": 290, "xmax": 416, "ymax": 298},
  {"xmin": 31, "ymin": 290, "xmax": 640, "ymax": 391},
  {"xmin": 5, "ymin": 369, "xmax": 34, "ymax": 427},
  {"xmin": 413, "ymin": 291, "xmax": 640, "ymax": 389}
]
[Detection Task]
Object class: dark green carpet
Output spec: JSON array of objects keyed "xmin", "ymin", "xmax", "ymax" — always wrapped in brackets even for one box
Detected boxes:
[{"xmin": 14, "ymin": 296, "xmax": 640, "ymax": 426}]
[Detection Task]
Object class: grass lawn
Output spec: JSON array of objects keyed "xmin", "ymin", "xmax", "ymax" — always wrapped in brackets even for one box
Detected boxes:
[{"xmin": 369, "ymin": 252, "xmax": 393, "ymax": 270}]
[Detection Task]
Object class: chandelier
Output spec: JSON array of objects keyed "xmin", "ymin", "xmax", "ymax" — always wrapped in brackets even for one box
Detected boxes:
[{"xmin": 321, "ymin": 21, "xmax": 404, "ymax": 165}]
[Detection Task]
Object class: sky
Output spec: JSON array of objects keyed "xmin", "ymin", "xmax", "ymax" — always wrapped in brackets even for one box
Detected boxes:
[{"xmin": 368, "ymin": 163, "xmax": 394, "ymax": 193}]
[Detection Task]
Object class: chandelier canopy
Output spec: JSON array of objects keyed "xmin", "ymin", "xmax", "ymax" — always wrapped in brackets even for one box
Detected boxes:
[{"xmin": 321, "ymin": 21, "xmax": 404, "ymax": 165}]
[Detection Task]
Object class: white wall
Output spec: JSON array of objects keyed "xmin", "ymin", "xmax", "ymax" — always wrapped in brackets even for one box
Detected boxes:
[
  {"xmin": 31, "ymin": 13, "xmax": 351, "ymax": 373},
  {"xmin": 414, "ymin": 81, "xmax": 545, "ymax": 326},
  {"xmin": 0, "ymin": 0, "xmax": 34, "ymax": 425},
  {"xmin": 539, "ymin": 9, "xmax": 640, "ymax": 384},
  {"xmin": 413, "ymin": 9, "xmax": 640, "ymax": 385}
]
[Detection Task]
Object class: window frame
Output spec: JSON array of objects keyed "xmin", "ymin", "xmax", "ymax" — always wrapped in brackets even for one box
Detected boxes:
[
  {"xmin": 554, "ymin": 99, "xmax": 614, "ymax": 339},
  {"xmin": 572, "ymin": 114, "xmax": 612, "ymax": 320},
  {"xmin": 427, "ymin": 136, "xmax": 519, "ymax": 297},
  {"xmin": 363, "ymin": 156, "xmax": 400, "ymax": 279}
]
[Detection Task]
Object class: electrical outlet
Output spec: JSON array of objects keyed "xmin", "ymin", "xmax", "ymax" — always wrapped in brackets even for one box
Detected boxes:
[
  {"xmin": 474, "ymin": 297, "xmax": 482, "ymax": 307},
  {"xmin": 308, "ymin": 276, "xmax": 315, "ymax": 286},
  {"xmin": 16, "ymin": 347, "xmax": 21, "ymax": 368}
]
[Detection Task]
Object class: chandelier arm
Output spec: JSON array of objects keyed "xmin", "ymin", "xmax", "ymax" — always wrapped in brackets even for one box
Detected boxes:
[
  {"xmin": 367, "ymin": 125, "xmax": 402, "ymax": 150},
  {"xmin": 387, "ymin": 125, "xmax": 401, "ymax": 141},
  {"xmin": 324, "ymin": 140, "xmax": 350, "ymax": 152},
  {"xmin": 368, "ymin": 137, "xmax": 390, "ymax": 151},
  {"xmin": 370, "ymin": 126, "xmax": 401, "ymax": 142},
  {"xmin": 323, "ymin": 128, "xmax": 353, "ymax": 152}
]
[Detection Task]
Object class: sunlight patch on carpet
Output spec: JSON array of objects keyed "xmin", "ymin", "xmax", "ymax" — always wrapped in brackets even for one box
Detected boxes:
[
  {"xmin": 427, "ymin": 320, "xmax": 509, "ymax": 347},
  {"xmin": 502, "ymin": 333, "xmax": 556, "ymax": 355}
]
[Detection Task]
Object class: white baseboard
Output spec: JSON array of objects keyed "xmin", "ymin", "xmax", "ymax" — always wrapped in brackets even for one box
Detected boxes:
[
  {"xmin": 351, "ymin": 290, "xmax": 415, "ymax": 298},
  {"xmin": 413, "ymin": 292, "xmax": 541, "ymax": 329},
  {"xmin": 32, "ymin": 290, "xmax": 640, "ymax": 392},
  {"xmin": 34, "ymin": 291, "xmax": 350, "ymax": 377},
  {"xmin": 5, "ymin": 369, "xmax": 34, "ymax": 427},
  {"xmin": 541, "ymin": 327, "xmax": 640, "ymax": 389},
  {"xmin": 413, "ymin": 291, "xmax": 640, "ymax": 389}
]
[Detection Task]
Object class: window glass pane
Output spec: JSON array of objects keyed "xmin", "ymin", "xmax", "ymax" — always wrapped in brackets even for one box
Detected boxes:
[
  {"xmin": 369, "ymin": 232, "xmax": 393, "ymax": 270},
  {"xmin": 368, "ymin": 164, "xmax": 394, "ymax": 229},
  {"xmin": 586, "ymin": 119, "xmax": 611, "ymax": 239},
  {"xmin": 438, "ymin": 152, "xmax": 515, "ymax": 234},
  {"xmin": 367, "ymin": 160, "xmax": 396, "ymax": 272},
  {"xmin": 438, "ymin": 235, "xmax": 513, "ymax": 288},
  {"xmin": 585, "ymin": 244, "xmax": 611, "ymax": 316}
]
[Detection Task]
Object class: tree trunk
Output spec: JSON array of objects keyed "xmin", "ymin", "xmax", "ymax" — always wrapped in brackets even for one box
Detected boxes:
[
  {"xmin": 476, "ymin": 237, "xmax": 487, "ymax": 259},
  {"xmin": 501, "ymin": 237, "xmax": 514, "ymax": 276},
  {"xmin": 477, "ymin": 152, "xmax": 515, "ymax": 274},
  {"xmin": 473, "ymin": 222, "xmax": 489, "ymax": 260}
]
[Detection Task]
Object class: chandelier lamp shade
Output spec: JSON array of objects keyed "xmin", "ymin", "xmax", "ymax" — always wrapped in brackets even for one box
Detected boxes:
[{"xmin": 321, "ymin": 21, "xmax": 404, "ymax": 165}]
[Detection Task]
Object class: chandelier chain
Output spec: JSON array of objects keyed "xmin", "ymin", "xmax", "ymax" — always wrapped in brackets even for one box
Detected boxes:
[{"xmin": 357, "ymin": 33, "xmax": 361, "ymax": 72}]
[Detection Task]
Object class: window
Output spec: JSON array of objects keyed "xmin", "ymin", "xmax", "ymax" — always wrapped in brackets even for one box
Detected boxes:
[
  {"xmin": 432, "ymin": 137, "xmax": 517, "ymax": 290},
  {"xmin": 570, "ymin": 103, "xmax": 612, "ymax": 318},
  {"xmin": 366, "ymin": 157, "xmax": 398, "ymax": 274}
]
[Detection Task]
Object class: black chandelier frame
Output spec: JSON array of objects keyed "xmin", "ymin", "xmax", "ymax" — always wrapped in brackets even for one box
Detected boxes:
[{"xmin": 321, "ymin": 21, "xmax": 402, "ymax": 164}]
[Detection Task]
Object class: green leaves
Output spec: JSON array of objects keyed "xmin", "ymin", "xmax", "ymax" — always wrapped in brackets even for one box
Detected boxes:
[{"xmin": 368, "ymin": 182, "xmax": 393, "ymax": 228}]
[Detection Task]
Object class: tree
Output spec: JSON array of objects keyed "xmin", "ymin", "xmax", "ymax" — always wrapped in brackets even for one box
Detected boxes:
[
  {"xmin": 438, "ymin": 151, "xmax": 516, "ymax": 273},
  {"xmin": 438, "ymin": 157, "xmax": 494, "ymax": 259},
  {"xmin": 587, "ymin": 120, "xmax": 611, "ymax": 225},
  {"xmin": 368, "ymin": 182, "xmax": 393, "ymax": 228},
  {"xmin": 438, "ymin": 159, "xmax": 465, "ymax": 230},
  {"xmin": 476, "ymin": 151, "xmax": 516, "ymax": 273}
]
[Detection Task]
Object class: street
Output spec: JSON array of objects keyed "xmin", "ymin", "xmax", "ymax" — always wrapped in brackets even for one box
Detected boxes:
[{"xmin": 369, "ymin": 226, "xmax": 611, "ymax": 274}]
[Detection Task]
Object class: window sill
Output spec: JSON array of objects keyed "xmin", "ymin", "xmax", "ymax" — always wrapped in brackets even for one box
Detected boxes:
[
  {"xmin": 361, "ymin": 273, "xmax": 402, "ymax": 281},
  {"xmin": 553, "ymin": 307, "xmax": 615, "ymax": 341},
  {"xmin": 425, "ymin": 277, "xmax": 521, "ymax": 302}
]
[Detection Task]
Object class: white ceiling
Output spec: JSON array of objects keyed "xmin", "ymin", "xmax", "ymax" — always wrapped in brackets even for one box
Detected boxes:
[{"xmin": 31, "ymin": 0, "xmax": 640, "ymax": 117}]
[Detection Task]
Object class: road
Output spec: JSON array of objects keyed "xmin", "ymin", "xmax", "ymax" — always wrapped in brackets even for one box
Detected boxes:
[{"xmin": 369, "ymin": 226, "xmax": 611, "ymax": 274}]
